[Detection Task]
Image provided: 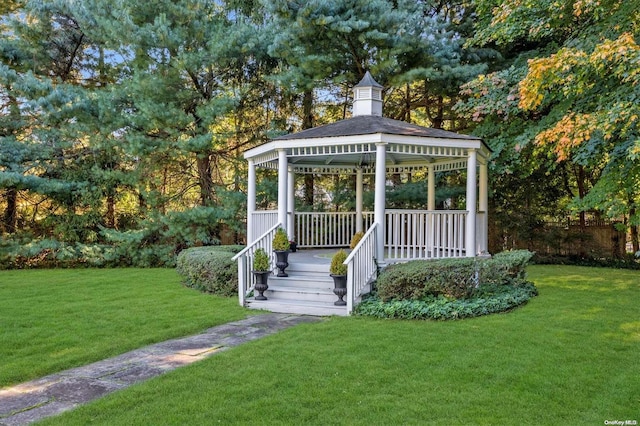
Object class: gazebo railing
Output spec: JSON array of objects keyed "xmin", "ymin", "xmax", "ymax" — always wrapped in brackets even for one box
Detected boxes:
[
  {"xmin": 386, "ymin": 210, "xmax": 467, "ymax": 260},
  {"xmin": 295, "ymin": 211, "xmax": 374, "ymax": 248},
  {"xmin": 251, "ymin": 210, "xmax": 278, "ymax": 242},
  {"xmin": 249, "ymin": 210, "xmax": 470, "ymax": 260},
  {"xmin": 344, "ymin": 223, "xmax": 378, "ymax": 314},
  {"xmin": 232, "ymin": 223, "xmax": 280, "ymax": 307}
]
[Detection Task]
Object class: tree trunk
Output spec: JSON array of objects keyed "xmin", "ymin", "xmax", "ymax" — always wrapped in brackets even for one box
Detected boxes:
[
  {"xmin": 630, "ymin": 200, "xmax": 639, "ymax": 254},
  {"xmin": 575, "ymin": 165, "xmax": 588, "ymax": 256},
  {"xmin": 576, "ymin": 165, "xmax": 587, "ymax": 230},
  {"xmin": 3, "ymin": 188, "xmax": 18, "ymax": 233},
  {"xmin": 632, "ymin": 225, "xmax": 639, "ymax": 254},
  {"xmin": 106, "ymin": 192, "xmax": 116, "ymax": 228},
  {"xmin": 404, "ymin": 83, "xmax": 411, "ymax": 123},
  {"xmin": 196, "ymin": 154, "xmax": 215, "ymax": 206},
  {"xmin": 302, "ymin": 89, "xmax": 314, "ymax": 207},
  {"xmin": 432, "ymin": 96, "xmax": 444, "ymax": 129}
]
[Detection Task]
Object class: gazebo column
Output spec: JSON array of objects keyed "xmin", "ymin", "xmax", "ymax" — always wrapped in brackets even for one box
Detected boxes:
[
  {"xmin": 465, "ymin": 149, "xmax": 477, "ymax": 257},
  {"xmin": 247, "ymin": 159, "xmax": 256, "ymax": 244},
  {"xmin": 427, "ymin": 164, "xmax": 435, "ymax": 211},
  {"xmin": 277, "ymin": 149, "xmax": 288, "ymax": 231},
  {"xmin": 427, "ymin": 164, "xmax": 435, "ymax": 257},
  {"xmin": 287, "ymin": 167, "xmax": 295, "ymax": 240},
  {"xmin": 356, "ymin": 167, "xmax": 363, "ymax": 233},
  {"xmin": 479, "ymin": 161, "xmax": 489, "ymax": 254},
  {"xmin": 374, "ymin": 143, "xmax": 387, "ymax": 263}
]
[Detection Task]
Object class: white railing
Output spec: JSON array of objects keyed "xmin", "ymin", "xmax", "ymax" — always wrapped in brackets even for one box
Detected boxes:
[
  {"xmin": 251, "ymin": 210, "xmax": 278, "ymax": 242},
  {"xmin": 385, "ymin": 210, "xmax": 467, "ymax": 260},
  {"xmin": 345, "ymin": 223, "xmax": 378, "ymax": 314},
  {"xmin": 295, "ymin": 212, "xmax": 374, "ymax": 248},
  {"xmin": 232, "ymin": 223, "xmax": 280, "ymax": 307}
]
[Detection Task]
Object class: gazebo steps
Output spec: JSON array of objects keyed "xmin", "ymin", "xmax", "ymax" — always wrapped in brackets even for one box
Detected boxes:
[{"xmin": 246, "ymin": 263, "xmax": 347, "ymax": 316}]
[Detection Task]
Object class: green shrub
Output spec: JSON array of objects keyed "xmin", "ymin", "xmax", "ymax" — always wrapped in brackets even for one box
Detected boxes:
[
  {"xmin": 0, "ymin": 238, "xmax": 118, "ymax": 269},
  {"xmin": 376, "ymin": 250, "xmax": 534, "ymax": 302},
  {"xmin": 491, "ymin": 249, "xmax": 534, "ymax": 280},
  {"xmin": 533, "ymin": 253, "xmax": 640, "ymax": 270},
  {"xmin": 272, "ymin": 228, "xmax": 290, "ymax": 251},
  {"xmin": 376, "ymin": 258, "xmax": 476, "ymax": 300},
  {"xmin": 354, "ymin": 281, "xmax": 538, "ymax": 320},
  {"xmin": 253, "ymin": 248, "xmax": 270, "ymax": 271},
  {"xmin": 350, "ymin": 232, "xmax": 364, "ymax": 249},
  {"xmin": 330, "ymin": 249, "xmax": 348, "ymax": 275},
  {"xmin": 175, "ymin": 245, "xmax": 244, "ymax": 297}
]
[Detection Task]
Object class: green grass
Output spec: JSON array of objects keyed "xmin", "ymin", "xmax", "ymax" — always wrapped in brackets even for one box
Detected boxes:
[
  {"xmin": 0, "ymin": 268, "xmax": 251, "ymax": 387},
  {"xmin": 39, "ymin": 265, "xmax": 639, "ymax": 425}
]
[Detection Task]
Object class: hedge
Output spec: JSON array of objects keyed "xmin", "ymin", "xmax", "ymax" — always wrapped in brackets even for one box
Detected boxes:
[
  {"xmin": 353, "ymin": 281, "xmax": 538, "ymax": 320},
  {"xmin": 376, "ymin": 250, "xmax": 533, "ymax": 301},
  {"xmin": 175, "ymin": 245, "xmax": 244, "ymax": 297}
]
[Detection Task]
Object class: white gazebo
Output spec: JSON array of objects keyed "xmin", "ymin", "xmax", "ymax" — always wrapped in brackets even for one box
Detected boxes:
[{"xmin": 233, "ymin": 72, "xmax": 491, "ymax": 315}]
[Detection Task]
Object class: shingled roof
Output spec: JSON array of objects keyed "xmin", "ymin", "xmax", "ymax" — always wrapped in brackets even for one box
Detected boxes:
[{"xmin": 274, "ymin": 115, "xmax": 481, "ymax": 141}]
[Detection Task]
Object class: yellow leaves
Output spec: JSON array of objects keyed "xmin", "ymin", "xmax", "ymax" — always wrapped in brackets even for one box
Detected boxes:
[
  {"xmin": 573, "ymin": 0, "xmax": 601, "ymax": 18},
  {"xmin": 592, "ymin": 33, "xmax": 637, "ymax": 62},
  {"xmin": 519, "ymin": 33, "xmax": 640, "ymax": 111},
  {"xmin": 535, "ymin": 113, "xmax": 595, "ymax": 161},
  {"xmin": 491, "ymin": 0, "xmax": 523, "ymax": 25},
  {"xmin": 591, "ymin": 33, "xmax": 640, "ymax": 84},
  {"xmin": 518, "ymin": 49, "xmax": 588, "ymax": 110}
]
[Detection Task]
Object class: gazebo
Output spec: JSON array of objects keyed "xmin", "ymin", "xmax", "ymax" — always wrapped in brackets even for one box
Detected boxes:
[{"xmin": 233, "ymin": 73, "xmax": 491, "ymax": 315}]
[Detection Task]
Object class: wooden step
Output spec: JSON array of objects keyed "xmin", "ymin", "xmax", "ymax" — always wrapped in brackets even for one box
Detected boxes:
[
  {"xmin": 285, "ymin": 262, "xmax": 330, "ymax": 274},
  {"xmin": 264, "ymin": 284, "xmax": 339, "ymax": 303},
  {"xmin": 247, "ymin": 298, "xmax": 348, "ymax": 316}
]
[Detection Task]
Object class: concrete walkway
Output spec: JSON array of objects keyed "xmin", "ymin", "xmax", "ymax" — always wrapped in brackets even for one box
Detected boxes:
[{"xmin": 0, "ymin": 314, "xmax": 321, "ymax": 426}]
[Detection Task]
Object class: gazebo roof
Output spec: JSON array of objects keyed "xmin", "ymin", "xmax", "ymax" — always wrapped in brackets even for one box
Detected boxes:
[
  {"xmin": 245, "ymin": 115, "xmax": 489, "ymax": 174},
  {"xmin": 274, "ymin": 115, "xmax": 481, "ymax": 142},
  {"xmin": 244, "ymin": 73, "xmax": 489, "ymax": 174}
]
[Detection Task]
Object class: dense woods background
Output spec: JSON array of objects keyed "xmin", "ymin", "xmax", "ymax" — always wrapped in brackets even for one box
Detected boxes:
[{"xmin": 1, "ymin": 0, "xmax": 639, "ymax": 267}]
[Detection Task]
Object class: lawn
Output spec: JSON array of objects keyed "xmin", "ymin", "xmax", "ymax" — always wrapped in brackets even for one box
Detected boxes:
[
  {"xmin": 39, "ymin": 265, "xmax": 639, "ymax": 425},
  {"xmin": 0, "ymin": 268, "xmax": 251, "ymax": 387}
]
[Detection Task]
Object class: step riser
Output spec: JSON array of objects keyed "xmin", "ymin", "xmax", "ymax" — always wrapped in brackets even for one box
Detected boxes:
[
  {"xmin": 264, "ymin": 289, "xmax": 340, "ymax": 303},
  {"xmin": 269, "ymin": 272, "xmax": 333, "ymax": 280},
  {"xmin": 269, "ymin": 278, "xmax": 333, "ymax": 289},
  {"xmin": 285, "ymin": 264, "xmax": 330, "ymax": 274},
  {"xmin": 247, "ymin": 301, "xmax": 347, "ymax": 316}
]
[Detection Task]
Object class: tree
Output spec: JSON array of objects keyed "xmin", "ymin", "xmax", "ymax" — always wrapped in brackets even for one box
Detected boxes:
[{"xmin": 458, "ymin": 0, "xmax": 640, "ymax": 253}]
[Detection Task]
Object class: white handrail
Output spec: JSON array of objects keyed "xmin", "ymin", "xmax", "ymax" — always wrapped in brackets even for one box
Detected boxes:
[
  {"xmin": 232, "ymin": 223, "xmax": 281, "ymax": 307},
  {"xmin": 345, "ymin": 223, "xmax": 378, "ymax": 314}
]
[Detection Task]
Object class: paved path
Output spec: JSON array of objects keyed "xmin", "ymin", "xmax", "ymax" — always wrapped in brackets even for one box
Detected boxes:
[{"xmin": 0, "ymin": 314, "xmax": 321, "ymax": 425}]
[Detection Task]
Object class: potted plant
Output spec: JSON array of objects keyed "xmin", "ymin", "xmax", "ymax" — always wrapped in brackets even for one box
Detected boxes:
[
  {"xmin": 252, "ymin": 248, "xmax": 270, "ymax": 300},
  {"xmin": 272, "ymin": 227, "xmax": 290, "ymax": 277},
  {"xmin": 330, "ymin": 249, "xmax": 348, "ymax": 306},
  {"xmin": 289, "ymin": 240, "xmax": 297, "ymax": 252},
  {"xmin": 350, "ymin": 231, "xmax": 364, "ymax": 249}
]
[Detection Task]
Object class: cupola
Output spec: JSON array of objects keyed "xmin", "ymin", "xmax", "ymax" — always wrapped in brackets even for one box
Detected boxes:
[{"xmin": 352, "ymin": 71, "xmax": 383, "ymax": 117}]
